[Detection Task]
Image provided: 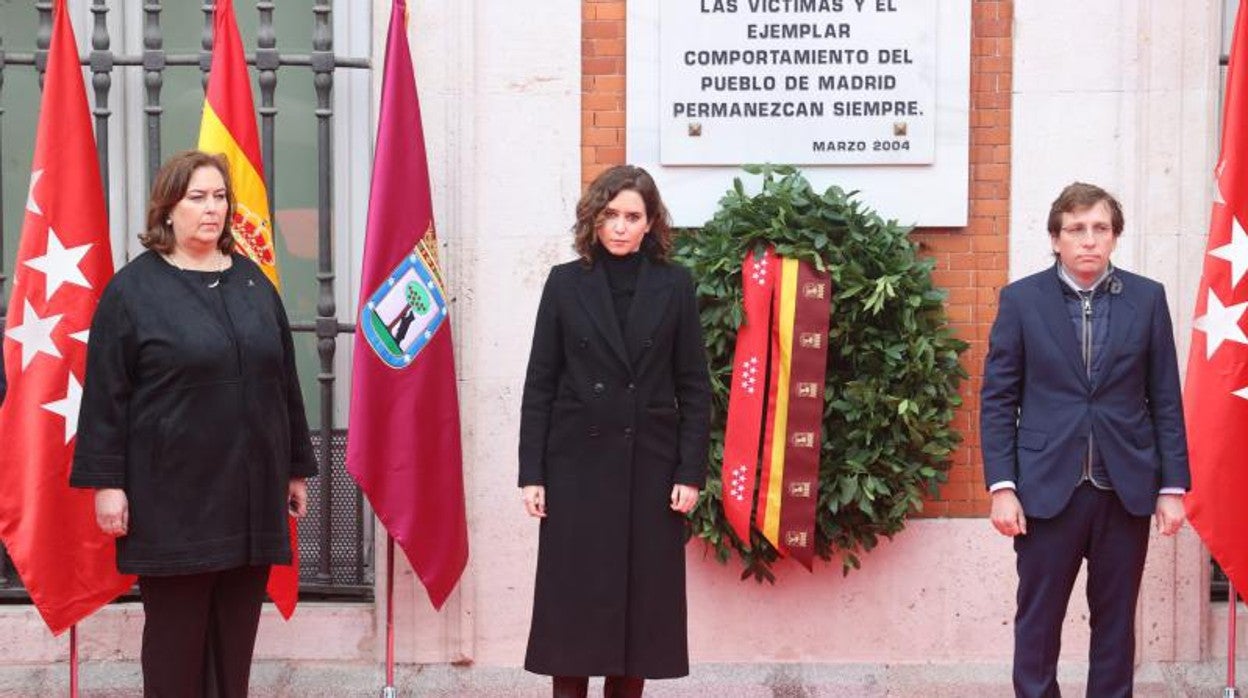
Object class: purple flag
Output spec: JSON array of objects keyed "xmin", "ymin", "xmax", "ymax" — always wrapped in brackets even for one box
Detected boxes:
[{"xmin": 346, "ymin": 0, "xmax": 467, "ymax": 610}]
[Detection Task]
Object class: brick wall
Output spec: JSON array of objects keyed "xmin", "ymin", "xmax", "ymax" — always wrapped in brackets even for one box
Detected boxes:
[
  {"xmin": 913, "ymin": 0, "xmax": 1013, "ymax": 517},
  {"xmin": 580, "ymin": 0, "xmax": 1014, "ymax": 517},
  {"xmin": 582, "ymin": 1, "xmax": 627, "ymax": 185}
]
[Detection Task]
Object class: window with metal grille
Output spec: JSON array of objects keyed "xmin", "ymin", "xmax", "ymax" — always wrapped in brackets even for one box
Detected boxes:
[{"xmin": 0, "ymin": 0, "xmax": 373, "ymax": 601}]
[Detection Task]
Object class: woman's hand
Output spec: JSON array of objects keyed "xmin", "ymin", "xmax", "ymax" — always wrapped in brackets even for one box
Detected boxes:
[
  {"xmin": 670, "ymin": 484, "xmax": 699, "ymax": 514},
  {"xmin": 95, "ymin": 488, "xmax": 129, "ymax": 537},
  {"xmin": 522, "ymin": 485, "xmax": 546, "ymax": 518},
  {"xmin": 288, "ymin": 477, "xmax": 308, "ymax": 519}
]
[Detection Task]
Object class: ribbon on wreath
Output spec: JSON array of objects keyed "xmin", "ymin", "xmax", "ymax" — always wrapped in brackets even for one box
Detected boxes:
[
  {"xmin": 722, "ymin": 247, "xmax": 776, "ymax": 544},
  {"xmin": 721, "ymin": 247, "xmax": 832, "ymax": 570}
]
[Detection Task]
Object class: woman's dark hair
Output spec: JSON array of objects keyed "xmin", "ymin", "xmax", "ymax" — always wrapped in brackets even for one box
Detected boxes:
[
  {"xmin": 573, "ymin": 165, "xmax": 672, "ymax": 264},
  {"xmin": 140, "ymin": 150, "xmax": 236, "ymax": 254}
]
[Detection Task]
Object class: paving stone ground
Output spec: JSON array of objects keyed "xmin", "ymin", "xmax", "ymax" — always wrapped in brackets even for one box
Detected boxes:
[{"xmin": 0, "ymin": 660, "xmax": 1245, "ymax": 697}]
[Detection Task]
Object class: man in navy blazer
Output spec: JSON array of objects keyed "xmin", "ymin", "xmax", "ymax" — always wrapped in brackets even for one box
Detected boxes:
[{"xmin": 981, "ymin": 182, "xmax": 1190, "ymax": 698}]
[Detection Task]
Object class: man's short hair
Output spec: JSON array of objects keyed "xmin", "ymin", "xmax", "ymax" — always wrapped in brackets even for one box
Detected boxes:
[{"xmin": 1047, "ymin": 182, "xmax": 1124, "ymax": 237}]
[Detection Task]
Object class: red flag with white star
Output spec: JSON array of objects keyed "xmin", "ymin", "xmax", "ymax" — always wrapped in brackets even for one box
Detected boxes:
[
  {"xmin": 1184, "ymin": 0, "xmax": 1248, "ymax": 597},
  {"xmin": 0, "ymin": 0, "xmax": 135, "ymax": 634}
]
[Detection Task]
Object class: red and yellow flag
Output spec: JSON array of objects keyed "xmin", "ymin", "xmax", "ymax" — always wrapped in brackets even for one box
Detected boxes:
[
  {"xmin": 756, "ymin": 259, "xmax": 800, "ymax": 548},
  {"xmin": 198, "ymin": 0, "xmax": 278, "ymax": 286},
  {"xmin": 198, "ymin": 0, "xmax": 299, "ymax": 617}
]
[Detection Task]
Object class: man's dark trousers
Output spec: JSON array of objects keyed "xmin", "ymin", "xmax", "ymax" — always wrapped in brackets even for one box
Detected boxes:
[{"xmin": 1012, "ymin": 483, "xmax": 1150, "ymax": 698}]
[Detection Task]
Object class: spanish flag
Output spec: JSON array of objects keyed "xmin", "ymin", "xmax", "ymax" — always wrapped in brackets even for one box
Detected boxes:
[
  {"xmin": 198, "ymin": 0, "xmax": 279, "ymax": 286},
  {"xmin": 756, "ymin": 259, "xmax": 799, "ymax": 550},
  {"xmin": 198, "ymin": 0, "xmax": 299, "ymax": 617}
]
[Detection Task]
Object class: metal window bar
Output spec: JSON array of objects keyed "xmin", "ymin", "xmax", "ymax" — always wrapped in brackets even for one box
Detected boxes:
[{"xmin": 0, "ymin": 1, "xmax": 371, "ymax": 601}]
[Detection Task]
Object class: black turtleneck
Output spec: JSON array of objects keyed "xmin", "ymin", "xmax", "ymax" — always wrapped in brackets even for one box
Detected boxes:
[{"xmin": 602, "ymin": 251, "xmax": 642, "ymax": 332}]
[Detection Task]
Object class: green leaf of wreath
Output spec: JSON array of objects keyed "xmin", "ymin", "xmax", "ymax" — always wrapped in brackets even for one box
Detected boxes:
[{"xmin": 674, "ymin": 167, "xmax": 969, "ymax": 581}]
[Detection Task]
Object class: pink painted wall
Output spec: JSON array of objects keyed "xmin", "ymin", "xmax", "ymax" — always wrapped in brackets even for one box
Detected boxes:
[{"xmin": 0, "ymin": 521, "xmax": 1213, "ymax": 668}]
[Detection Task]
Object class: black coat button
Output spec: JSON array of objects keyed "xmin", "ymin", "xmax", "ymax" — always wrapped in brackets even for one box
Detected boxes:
[
  {"xmin": 578, "ymin": 337, "xmax": 589, "ymax": 349},
  {"xmin": 627, "ymin": 382, "xmax": 636, "ymax": 391},
  {"xmin": 588, "ymin": 426, "xmax": 601, "ymax": 437},
  {"xmin": 642, "ymin": 338, "xmax": 654, "ymax": 348},
  {"xmin": 593, "ymin": 382, "xmax": 605, "ymax": 394},
  {"xmin": 623, "ymin": 427, "xmax": 634, "ymax": 438}
]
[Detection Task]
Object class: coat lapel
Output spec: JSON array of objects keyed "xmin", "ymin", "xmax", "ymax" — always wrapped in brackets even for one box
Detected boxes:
[
  {"xmin": 623, "ymin": 257, "xmax": 674, "ymax": 364},
  {"xmin": 577, "ymin": 261, "xmax": 632, "ymax": 370},
  {"xmin": 1036, "ymin": 267, "xmax": 1091, "ymax": 389}
]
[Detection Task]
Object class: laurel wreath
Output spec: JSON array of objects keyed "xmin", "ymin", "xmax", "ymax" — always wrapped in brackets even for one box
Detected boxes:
[{"xmin": 673, "ymin": 165, "xmax": 968, "ymax": 582}]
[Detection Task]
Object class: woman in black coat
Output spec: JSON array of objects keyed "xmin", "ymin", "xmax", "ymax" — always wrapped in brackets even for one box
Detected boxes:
[
  {"xmin": 71, "ymin": 150, "xmax": 315, "ymax": 697},
  {"xmin": 519, "ymin": 165, "xmax": 712, "ymax": 698}
]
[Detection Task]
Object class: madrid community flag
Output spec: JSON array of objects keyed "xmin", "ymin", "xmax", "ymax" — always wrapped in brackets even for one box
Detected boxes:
[
  {"xmin": 198, "ymin": 0, "xmax": 300, "ymax": 618},
  {"xmin": 346, "ymin": 0, "xmax": 468, "ymax": 610},
  {"xmin": 0, "ymin": 0, "xmax": 135, "ymax": 634},
  {"xmin": 1185, "ymin": 0, "xmax": 1248, "ymax": 596}
]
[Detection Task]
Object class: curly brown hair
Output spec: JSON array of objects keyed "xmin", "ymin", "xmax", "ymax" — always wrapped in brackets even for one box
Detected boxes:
[
  {"xmin": 140, "ymin": 150, "xmax": 236, "ymax": 255},
  {"xmin": 573, "ymin": 165, "xmax": 672, "ymax": 264}
]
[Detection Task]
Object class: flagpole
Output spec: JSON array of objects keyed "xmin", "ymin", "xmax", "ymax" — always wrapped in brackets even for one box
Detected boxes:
[
  {"xmin": 69, "ymin": 624, "xmax": 78, "ymax": 698},
  {"xmin": 1229, "ymin": 582, "xmax": 1240, "ymax": 698},
  {"xmin": 382, "ymin": 534, "xmax": 397, "ymax": 698}
]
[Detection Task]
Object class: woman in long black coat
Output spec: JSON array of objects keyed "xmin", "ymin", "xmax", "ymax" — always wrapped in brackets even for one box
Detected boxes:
[
  {"xmin": 71, "ymin": 150, "xmax": 315, "ymax": 697},
  {"xmin": 519, "ymin": 165, "xmax": 711, "ymax": 698}
]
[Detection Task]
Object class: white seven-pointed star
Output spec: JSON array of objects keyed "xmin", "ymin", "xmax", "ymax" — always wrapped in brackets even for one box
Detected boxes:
[
  {"xmin": 1193, "ymin": 289, "xmax": 1248, "ymax": 359},
  {"xmin": 26, "ymin": 169, "xmax": 43, "ymax": 216},
  {"xmin": 42, "ymin": 372, "xmax": 83, "ymax": 444},
  {"xmin": 69, "ymin": 329, "xmax": 90, "ymax": 345},
  {"xmin": 1210, "ymin": 215, "xmax": 1248, "ymax": 290},
  {"xmin": 5, "ymin": 300, "xmax": 63, "ymax": 369},
  {"xmin": 24, "ymin": 226, "xmax": 92, "ymax": 299},
  {"xmin": 1233, "ymin": 386, "xmax": 1248, "ymax": 401}
]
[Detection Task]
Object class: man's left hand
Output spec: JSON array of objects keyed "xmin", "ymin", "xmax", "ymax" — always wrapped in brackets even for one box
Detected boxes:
[{"xmin": 1154, "ymin": 493, "xmax": 1186, "ymax": 536}]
